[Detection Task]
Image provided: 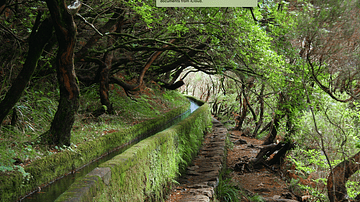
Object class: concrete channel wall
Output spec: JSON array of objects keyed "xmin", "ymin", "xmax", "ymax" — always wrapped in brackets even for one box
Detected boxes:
[
  {"xmin": 55, "ymin": 101, "xmax": 212, "ymax": 202},
  {"xmin": 1, "ymin": 102, "xmax": 190, "ymax": 202}
]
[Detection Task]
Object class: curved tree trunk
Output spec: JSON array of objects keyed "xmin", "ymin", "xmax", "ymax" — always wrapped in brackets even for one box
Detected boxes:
[
  {"xmin": 235, "ymin": 96, "xmax": 247, "ymax": 130},
  {"xmin": 263, "ymin": 92, "xmax": 286, "ymax": 145},
  {"xmin": 94, "ymin": 25, "xmax": 118, "ymax": 116},
  {"xmin": 250, "ymin": 142, "xmax": 294, "ymax": 168},
  {"xmin": 44, "ymin": 0, "xmax": 79, "ymax": 146},
  {"xmin": 98, "ymin": 51, "xmax": 114, "ymax": 115},
  {"xmin": 252, "ymin": 84, "xmax": 265, "ymax": 137},
  {"xmin": 107, "ymin": 39, "xmax": 176, "ymax": 95},
  {"xmin": 262, "ymin": 115, "xmax": 281, "ymax": 145},
  {"xmin": 327, "ymin": 151, "xmax": 360, "ymax": 202},
  {"xmin": 0, "ymin": 15, "xmax": 53, "ymax": 125}
]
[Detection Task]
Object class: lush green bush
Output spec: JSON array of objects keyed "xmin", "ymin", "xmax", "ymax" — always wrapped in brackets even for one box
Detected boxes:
[
  {"xmin": 289, "ymin": 92, "xmax": 360, "ymax": 200},
  {"xmin": 215, "ymin": 169, "xmax": 240, "ymax": 202}
]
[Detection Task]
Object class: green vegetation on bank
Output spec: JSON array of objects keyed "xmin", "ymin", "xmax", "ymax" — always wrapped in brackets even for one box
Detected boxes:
[
  {"xmin": 55, "ymin": 102, "xmax": 212, "ymax": 202},
  {"xmin": 0, "ymin": 87, "xmax": 189, "ymax": 202},
  {"xmin": 215, "ymin": 134, "xmax": 241, "ymax": 202}
]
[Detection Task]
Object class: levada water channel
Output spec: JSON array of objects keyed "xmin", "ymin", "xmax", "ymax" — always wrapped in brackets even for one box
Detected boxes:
[{"xmin": 20, "ymin": 99, "xmax": 200, "ymax": 201}]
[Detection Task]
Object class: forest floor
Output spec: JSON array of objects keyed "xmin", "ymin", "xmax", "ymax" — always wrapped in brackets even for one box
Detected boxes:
[
  {"xmin": 226, "ymin": 130, "xmax": 300, "ymax": 202},
  {"xmin": 165, "ymin": 121, "xmax": 303, "ymax": 202}
]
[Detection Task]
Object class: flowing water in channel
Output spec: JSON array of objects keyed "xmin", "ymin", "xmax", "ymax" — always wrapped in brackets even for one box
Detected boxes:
[{"xmin": 21, "ymin": 99, "xmax": 199, "ymax": 202}]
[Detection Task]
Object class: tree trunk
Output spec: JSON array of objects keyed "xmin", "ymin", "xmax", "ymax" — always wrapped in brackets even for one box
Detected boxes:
[
  {"xmin": 258, "ymin": 121, "xmax": 272, "ymax": 135},
  {"xmin": 75, "ymin": 9, "xmax": 124, "ymax": 61},
  {"xmin": 263, "ymin": 93, "xmax": 286, "ymax": 145},
  {"xmin": 262, "ymin": 114, "xmax": 281, "ymax": 145},
  {"xmin": 99, "ymin": 53, "xmax": 114, "ymax": 114},
  {"xmin": 243, "ymin": 88, "xmax": 257, "ymax": 123},
  {"xmin": 251, "ymin": 143, "xmax": 278, "ymax": 167},
  {"xmin": 253, "ymin": 84, "xmax": 265, "ymax": 137},
  {"xmin": 0, "ymin": 15, "xmax": 53, "ymax": 125},
  {"xmin": 250, "ymin": 142, "xmax": 294, "ymax": 168},
  {"xmin": 43, "ymin": 0, "xmax": 79, "ymax": 146},
  {"xmin": 95, "ymin": 27, "xmax": 117, "ymax": 116},
  {"xmin": 235, "ymin": 96, "xmax": 247, "ymax": 130},
  {"xmin": 327, "ymin": 151, "xmax": 360, "ymax": 202},
  {"xmin": 0, "ymin": 0, "xmax": 9, "ymax": 10},
  {"xmin": 268, "ymin": 141, "xmax": 294, "ymax": 165}
]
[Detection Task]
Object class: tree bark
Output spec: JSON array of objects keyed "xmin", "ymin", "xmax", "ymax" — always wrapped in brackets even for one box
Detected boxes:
[
  {"xmin": 262, "ymin": 114, "xmax": 281, "ymax": 145},
  {"xmin": 327, "ymin": 151, "xmax": 360, "ymax": 202},
  {"xmin": 251, "ymin": 143, "xmax": 278, "ymax": 166},
  {"xmin": 108, "ymin": 39, "xmax": 176, "ymax": 95},
  {"xmin": 253, "ymin": 84, "xmax": 265, "ymax": 137},
  {"xmin": 75, "ymin": 9, "xmax": 124, "ymax": 61},
  {"xmin": 258, "ymin": 121, "xmax": 272, "ymax": 135},
  {"xmin": 268, "ymin": 141, "xmax": 294, "ymax": 165},
  {"xmin": 99, "ymin": 55, "xmax": 113, "ymax": 111},
  {"xmin": 243, "ymin": 87, "xmax": 257, "ymax": 122},
  {"xmin": 95, "ymin": 21, "xmax": 121, "ymax": 116},
  {"xmin": 263, "ymin": 93, "xmax": 286, "ymax": 145},
  {"xmin": 161, "ymin": 80, "xmax": 184, "ymax": 90},
  {"xmin": 43, "ymin": 0, "xmax": 79, "ymax": 146},
  {"xmin": 250, "ymin": 142, "xmax": 294, "ymax": 168},
  {"xmin": 235, "ymin": 96, "xmax": 247, "ymax": 130},
  {"xmin": 157, "ymin": 42, "xmax": 207, "ymax": 74},
  {"xmin": 0, "ymin": 15, "xmax": 53, "ymax": 125}
]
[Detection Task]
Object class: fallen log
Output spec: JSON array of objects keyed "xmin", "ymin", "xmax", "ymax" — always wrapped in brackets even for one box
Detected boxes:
[{"xmin": 250, "ymin": 142, "xmax": 294, "ymax": 168}]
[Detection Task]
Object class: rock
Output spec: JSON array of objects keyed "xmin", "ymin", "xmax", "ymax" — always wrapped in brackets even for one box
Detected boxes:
[
  {"xmin": 180, "ymin": 195, "xmax": 210, "ymax": 202},
  {"xmin": 229, "ymin": 134, "xmax": 237, "ymax": 139},
  {"xmin": 273, "ymin": 195, "xmax": 281, "ymax": 199},
  {"xmin": 234, "ymin": 139, "xmax": 247, "ymax": 144},
  {"xmin": 87, "ymin": 167, "xmax": 111, "ymax": 185},
  {"xmin": 189, "ymin": 187, "xmax": 214, "ymax": 197},
  {"xmin": 166, "ymin": 118, "xmax": 226, "ymax": 202},
  {"xmin": 187, "ymin": 183, "xmax": 208, "ymax": 189}
]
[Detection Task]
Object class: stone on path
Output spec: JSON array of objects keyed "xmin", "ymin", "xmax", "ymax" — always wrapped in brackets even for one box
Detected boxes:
[{"xmin": 166, "ymin": 118, "xmax": 227, "ymax": 202}]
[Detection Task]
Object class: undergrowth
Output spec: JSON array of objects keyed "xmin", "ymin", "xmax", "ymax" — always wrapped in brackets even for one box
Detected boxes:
[
  {"xmin": 215, "ymin": 133, "xmax": 241, "ymax": 202},
  {"xmin": 215, "ymin": 168, "xmax": 241, "ymax": 202},
  {"xmin": 0, "ymin": 82, "xmax": 188, "ymax": 178}
]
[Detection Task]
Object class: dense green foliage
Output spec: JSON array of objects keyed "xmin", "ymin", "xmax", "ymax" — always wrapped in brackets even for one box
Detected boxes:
[
  {"xmin": 1, "ymin": 0, "xmax": 360, "ymax": 201},
  {"xmin": 0, "ymin": 90, "xmax": 190, "ymax": 201}
]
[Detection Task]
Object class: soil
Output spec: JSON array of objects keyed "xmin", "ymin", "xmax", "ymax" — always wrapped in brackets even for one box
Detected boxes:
[
  {"xmin": 166, "ymin": 125, "xmax": 302, "ymax": 202},
  {"xmin": 227, "ymin": 130, "xmax": 300, "ymax": 201}
]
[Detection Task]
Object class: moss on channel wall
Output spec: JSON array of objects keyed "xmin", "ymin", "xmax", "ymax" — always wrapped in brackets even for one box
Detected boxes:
[
  {"xmin": 0, "ymin": 101, "xmax": 189, "ymax": 202},
  {"xmin": 55, "ymin": 102, "xmax": 212, "ymax": 202}
]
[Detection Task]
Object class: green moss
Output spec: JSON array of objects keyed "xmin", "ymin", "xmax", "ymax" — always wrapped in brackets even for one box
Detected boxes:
[
  {"xmin": 0, "ymin": 101, "xmax": 190, "ymax": 202},
  {"xmin": 92, "ymin": 102, "xmax": 212, "ymax": 201},
  {"xmin": 1, "ymin": 96, "xmax": 210, "ymax": 202},
  {"xmin": 55, "ymin": 175, "xmax": 105, "ymax": 202}
]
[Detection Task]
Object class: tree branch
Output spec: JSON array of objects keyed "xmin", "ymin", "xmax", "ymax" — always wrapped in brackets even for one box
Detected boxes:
[{"xmin": 307, "ymin": 54, "xmax": 352, "ymax": 102}]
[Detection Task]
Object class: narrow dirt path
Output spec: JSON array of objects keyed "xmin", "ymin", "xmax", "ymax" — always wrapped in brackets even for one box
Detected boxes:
[
  {"xmin": 165, "ymin": 121, "xmax": 300, "ymax": 202},
  {"xmin": 228, "ymin": 130, "xmax": 300, "ymax": 202}
]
